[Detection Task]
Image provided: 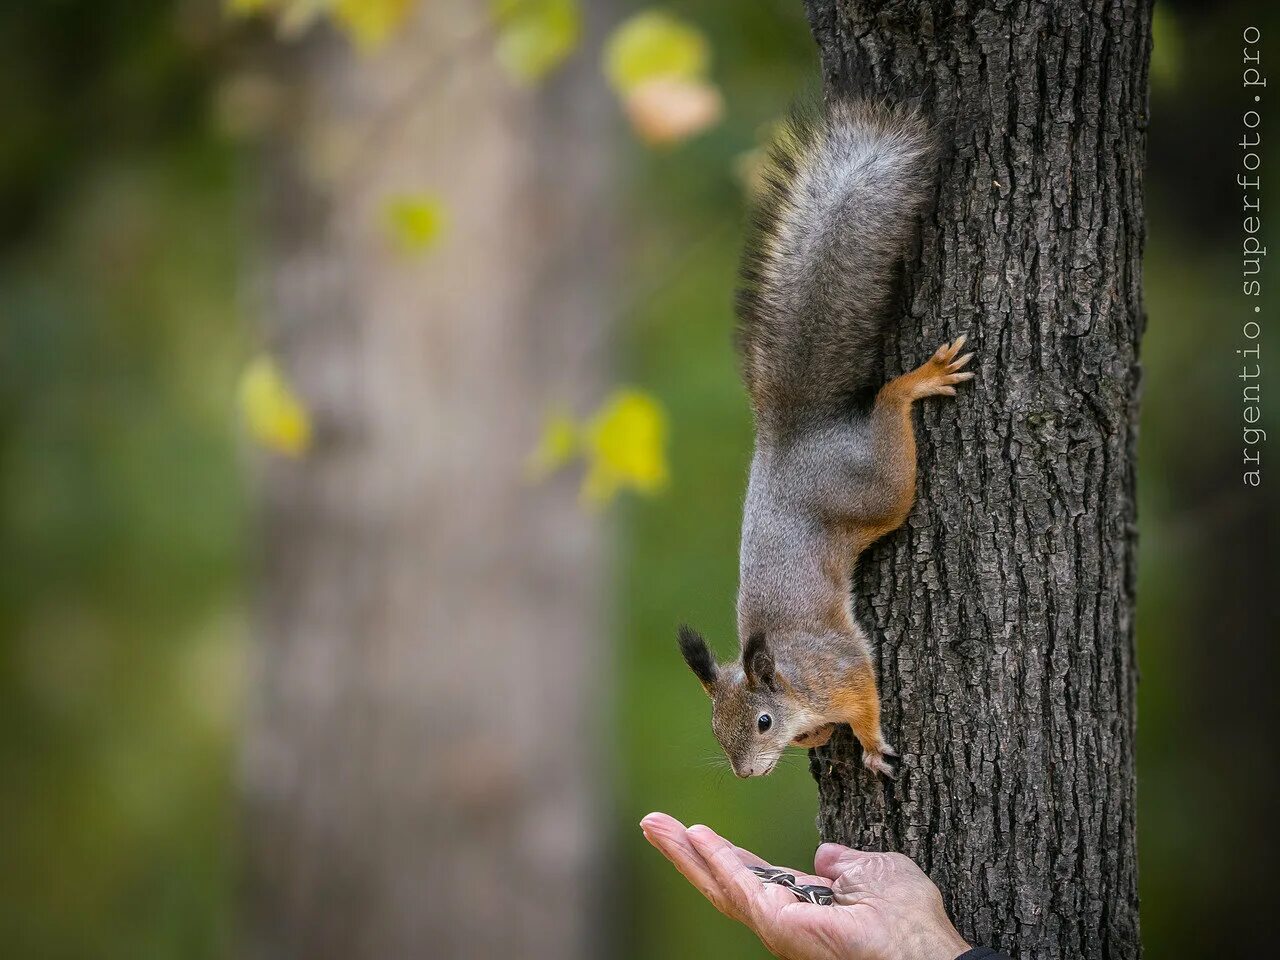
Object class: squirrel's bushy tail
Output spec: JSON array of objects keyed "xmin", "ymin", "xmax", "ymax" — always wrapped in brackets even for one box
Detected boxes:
[{"xmin": 736, "ymin": 99, "xmax": 937, "ymax": 431}]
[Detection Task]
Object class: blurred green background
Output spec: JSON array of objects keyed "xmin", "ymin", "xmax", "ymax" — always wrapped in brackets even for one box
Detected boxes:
[{"xmin": 1, "ymin": 1, "xmax": 1276, "ymax": 958}]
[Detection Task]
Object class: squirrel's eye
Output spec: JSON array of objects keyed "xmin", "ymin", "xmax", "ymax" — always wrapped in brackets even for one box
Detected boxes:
[{"xmin": 757, "ymin": 713, "xmax": 772, "ymax": 733}]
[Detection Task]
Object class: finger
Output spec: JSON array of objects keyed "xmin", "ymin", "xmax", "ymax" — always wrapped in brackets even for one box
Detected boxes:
[
  {"xmin": 642, "ymin": 815, "xmax": 783, "ymax": 923},
  {"xmin": 814, "ymin": 841, "xmax": 870, "ymax": 880},
  {"xmin": 732, "ymin": 844, "xmax": 769, "ymax": 869},
  {"xmin": 640, "ymin": 814, "xmax": 721, "ymax": 903},
  {"xmin": 686, "ymin": 824, "xmax": 784, "ymax": 923},
  {"xmin": 641, "ymin": 811, "xmax": 687, "ymax": 837}
]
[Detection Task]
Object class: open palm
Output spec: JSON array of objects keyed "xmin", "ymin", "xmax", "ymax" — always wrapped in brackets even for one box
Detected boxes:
[{"xmin": 640, "ymin": 813, "xmax": 970, "ymax": 960}]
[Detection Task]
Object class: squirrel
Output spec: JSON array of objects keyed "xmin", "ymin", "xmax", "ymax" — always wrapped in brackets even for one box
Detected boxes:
[{"xmin": 678, "ymin": 98, "xmax": 972, "ymax": 779}]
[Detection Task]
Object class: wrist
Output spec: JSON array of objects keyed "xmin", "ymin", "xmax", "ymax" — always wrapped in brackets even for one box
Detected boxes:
[{"xmin": 911, "ymin": 926, "xmax": 970, "ymax": 960}]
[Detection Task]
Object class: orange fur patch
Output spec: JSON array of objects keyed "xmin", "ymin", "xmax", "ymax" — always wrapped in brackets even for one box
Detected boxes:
[{"xmin": 831, "ymin": 661, "xmax": 883, "ymax": 755}]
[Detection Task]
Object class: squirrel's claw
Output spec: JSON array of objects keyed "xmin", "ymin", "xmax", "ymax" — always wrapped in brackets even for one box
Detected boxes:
[
  {"xmin": 862, "ymin": 748, "xmax": 899, "ymax": 780},
  {"xmin": 932, "ymin": 334, "xmax": 967, "ymax": 365},
  {"xmin": 905, "ymin": 337, "xmax": 977, "ymax": 400}
]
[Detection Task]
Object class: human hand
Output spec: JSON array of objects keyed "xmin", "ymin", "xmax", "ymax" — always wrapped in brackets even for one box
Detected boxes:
[{"xmin": 640, "ymin": 812, "xmax": 970, "ymax": 960}]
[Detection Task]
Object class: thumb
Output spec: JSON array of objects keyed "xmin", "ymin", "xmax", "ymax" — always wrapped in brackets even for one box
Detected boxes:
[{"xmin": 814, "ymin": 841, "xmax": 868, "ymax": 880}]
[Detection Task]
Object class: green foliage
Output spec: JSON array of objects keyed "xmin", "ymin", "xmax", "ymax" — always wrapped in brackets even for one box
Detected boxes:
[
  {"xmin": 0, "ymin": 0, "xmax": 213, "ymax": 246},
  {"xmin": 0, "ymin": 149, "xmax": 248, "ymax": 957},
  {"xmin": 0, "ymin": 4, "xmax": 248, "ymax": 956}
]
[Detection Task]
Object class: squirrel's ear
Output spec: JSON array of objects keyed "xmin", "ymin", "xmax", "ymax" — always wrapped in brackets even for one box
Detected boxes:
[
  {"xmin": 743, "ymin": 632, "xmax": 776, "ymax": 689},
  {"xmin": 678, "ymin": 624, "xmax": 718, "ymax": 693}
]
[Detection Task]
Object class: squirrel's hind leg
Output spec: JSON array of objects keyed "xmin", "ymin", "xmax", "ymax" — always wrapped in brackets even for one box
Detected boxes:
[{"xmin": 856, "ymin": 336, "xmax": 975, "ymax": 530}]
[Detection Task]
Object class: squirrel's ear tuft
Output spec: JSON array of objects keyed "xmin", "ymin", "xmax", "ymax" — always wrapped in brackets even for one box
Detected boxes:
[
  {"xmin": 678, "ymin": 624, "xmax": 717, "ymax": 693},
  {"xmin": 743, "ymin": 632, "xmax": 776, "ymax": 689}
]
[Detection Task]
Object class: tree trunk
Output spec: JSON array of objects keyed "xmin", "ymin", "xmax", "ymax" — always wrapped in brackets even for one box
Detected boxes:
[
  {"xmin": 241, "ymin": 5, "xmax": 613, "ymax": 959},
  {"xmin": 804, "ymin": 2, "xmax": 1149, "ymax": 957}
]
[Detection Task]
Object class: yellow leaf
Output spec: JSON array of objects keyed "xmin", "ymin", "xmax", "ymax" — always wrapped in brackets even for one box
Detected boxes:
[
  {"xmin": 580, "ymin": 389, "xmax": 668, "ymax": 505},
  {"xmin": 383, "ymin": 194, "xmax": 447, "ymax": 254},
  {"xmin": 525, "ymin": 390, "xmax": 669, "ymax": 507},
  {"xmin": 332, "ymin": 0, "xmax": 414, "ymax": 52},
  {"xmin": 624, "ymin": 77, "xmax": 722, "ymax": 146},
  {"xmin": 492, "ymin": 0, "xmax": 581, "ymax": 83},
  {"xmin": 525, "ymin": 409, "xmax": 580, "ymax": 481},
  {"xmin": 603, "ymin": 10, "xmax": 709, "ymax": 95},
  {"xmin": 238, "ymin": 355, "xmax": 313, "ymax": 457}
]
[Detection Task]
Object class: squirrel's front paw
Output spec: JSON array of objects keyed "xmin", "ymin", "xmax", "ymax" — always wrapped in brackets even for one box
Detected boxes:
[
  {"xmin": 862, "ymin": 742, "xmax": 899, "ymax": 780},
  {"xmin": 910, "ymin": 335, "xmax": 975, "ymax": 399},
  {"xmin": 792, "ymin": 725, "xmax": 836, "ymax": 748}
]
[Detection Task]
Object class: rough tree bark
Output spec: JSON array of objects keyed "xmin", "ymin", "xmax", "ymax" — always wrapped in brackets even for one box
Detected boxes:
[
  {"xmin": 241, "ymin": 4, "xmax": 613, "ymax": 959},
  {"xmin": 804, "ymin": 3, "xmax": 1150, "ymax": 957}
]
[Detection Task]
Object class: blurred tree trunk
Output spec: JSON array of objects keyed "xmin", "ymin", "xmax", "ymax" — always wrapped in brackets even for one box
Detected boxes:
[
  {"xmin": 242, "ymin": 5, "xmax": 613, "ymax": 959},
  {"xmin": 805, "ymin": 2, "xmax": 1149, "ymax": 957}
]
